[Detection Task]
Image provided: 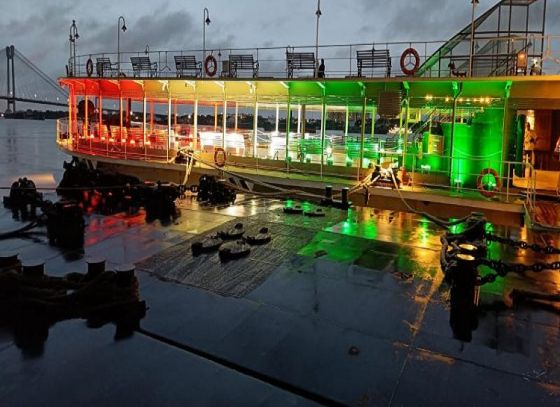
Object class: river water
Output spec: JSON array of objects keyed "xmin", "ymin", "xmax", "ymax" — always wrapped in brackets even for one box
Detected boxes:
[{"xmin": 0, "ymin": 119, "xmax": 66, "ymax": 191}]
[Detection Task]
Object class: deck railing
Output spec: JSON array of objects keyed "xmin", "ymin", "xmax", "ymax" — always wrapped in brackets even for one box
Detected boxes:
[
  {"xmin": 57, "ymin": 118, "xmax": 537, "ymax": 210},
  {"xmin": 68, "ymin": 35, "xmax": 560, "ymax": 80}
]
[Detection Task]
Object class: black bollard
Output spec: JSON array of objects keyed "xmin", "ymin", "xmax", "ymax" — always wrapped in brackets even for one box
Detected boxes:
[
  {"xmin": 86, "ymin": 257, "xmax": 106, "ymax": 278},
  {"xmin": 341, "ymin": 187, "xmax": 349, "ymax": 207},
  {"xmin": 22, "ymin": 260, "xmax": 45, "ymax": 279},
  {"xmin": 325, "ymin": 185, "xmax": 333, "ymax": 201},
  {"xmin": 0, "ymin": 252, "xmax": 20, "ymax": 270},
  {"xmin": 448, "ymin": 253, "xmax": 479, "ymax": 342},
  {"xmin": 115, "ymin": 264, "xmax": 135, "ymax": 287}
]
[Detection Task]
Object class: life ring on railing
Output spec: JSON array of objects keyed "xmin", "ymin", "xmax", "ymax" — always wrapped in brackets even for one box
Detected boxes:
[
  {"xmin": 477, "ymin": 168, "xmax": 502, "ymax": 198},
  {"xmin": 204, "ymin": 55, "xmax": 218, "ymax": 77},
  {"xmin": 86, "ymin": 58, "xmax": 94, "ymax": 77},
  {"xmin": 400, "ymin": 48, "xmax": 420, "ymax": 76},
  {"xmin": 214, "ymin": 147, "xmax": 227, "ymax": 167}
]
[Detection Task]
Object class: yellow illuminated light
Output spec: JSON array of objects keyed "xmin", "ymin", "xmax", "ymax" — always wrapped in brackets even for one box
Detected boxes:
[{"xmin": 425, "ymin": 94, "xmax": 433, "ymax": 101}]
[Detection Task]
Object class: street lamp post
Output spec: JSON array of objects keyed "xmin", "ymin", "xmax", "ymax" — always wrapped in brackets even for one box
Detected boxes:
[
  {"xmin": 315, "ymin": 0, "xmax": 322, "ymax": 77},
  {"xmin": 69, "ymin": 20, "xmax": 79, "ymax": 76},
  {"xmin": 117, "ymin": 16, "xmax": 127, "ymax": 76},
  {"xmin": 203, "ymin": 8, "xmax": 211, "ymax": 77},
  {"xmin": 468, "ymin": 0, "xmax": 479, "ymax": 77}
]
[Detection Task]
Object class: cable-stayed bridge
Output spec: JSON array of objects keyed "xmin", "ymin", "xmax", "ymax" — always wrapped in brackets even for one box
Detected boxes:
[{"xmin": 0, "ymin": 45, "xmax": 68, "ymax": 112}]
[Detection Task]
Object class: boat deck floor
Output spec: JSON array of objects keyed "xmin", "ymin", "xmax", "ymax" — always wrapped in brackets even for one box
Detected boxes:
[{"xmin": 1, "ymin": 194, "xmax": 560, "ymax": 405}]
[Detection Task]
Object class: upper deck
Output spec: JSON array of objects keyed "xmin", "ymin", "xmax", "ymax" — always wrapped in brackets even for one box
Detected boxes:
[{"xmin": 65, "ymin": 0, "xmax": 556, "ymax": 81}]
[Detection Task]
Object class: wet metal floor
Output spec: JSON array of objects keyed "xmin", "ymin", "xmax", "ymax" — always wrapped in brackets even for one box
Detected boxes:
[{"xmin": 1, "ymin": 192, "xmax": 560, "ymax": 406}]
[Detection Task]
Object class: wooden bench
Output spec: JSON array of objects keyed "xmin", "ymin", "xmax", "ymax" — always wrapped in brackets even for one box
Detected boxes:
[
  {"xmin": 227, "ymin": 54, "xmax": 259, "ymax": 78},
  {"xmin": 356, "ymin": 49, "xmax": 391, "ymax": 77},
  {"xmin": 174, "ymin": 55, "xmax": 202, "ymax": 78},
  {"xmin": 286, "ymin": 52, "xmax": 315, "ymax": 78},
  {"xmin": 130, "ymin": 56, "xmax": 158, "ymax": 77},
  {"xmin": 96, "ymin": 57, "xmax": 118, "ymax": 77}
]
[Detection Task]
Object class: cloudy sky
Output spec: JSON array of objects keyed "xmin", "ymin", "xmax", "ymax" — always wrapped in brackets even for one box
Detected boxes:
[{"xmin": 1, "ymin": 0, "xmax": 558, "ymax": 79}]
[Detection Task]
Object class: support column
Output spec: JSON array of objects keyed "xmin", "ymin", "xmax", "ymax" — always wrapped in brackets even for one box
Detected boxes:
[
  {"xmin": 120, "ymin": 96, "xmax": 125, "ymax": 158},
  {"xmin": 297, "ymin": 105, "xmax": 302, "ymax": 134},
  {"xmin": 275, "ymin": 104, "xmax": 280, "ymax": 133},
  {"xmin": 150, "ymin": 101, "xmax": 154, "ymax": 135},
  {"xmin": 167, "ymin": 97, "xmax": 172, "ymax": 161},
  {"xmin": 301, "ymin": 105, "xmax": 306, "ymax": 135},
  {"xmin": 143, "ymin": 96, "xmax": 147, "ymax": 158},
  {"xmin": 320, "ymin": 98, "xmax": 326, "ymax": 177},
  {"xmin": 193, "ymin": 99, "xmax": 198, "ymax": 150},
  {"xmin": 371, "ymin": 104, "xmax": 377, "ymax": 159},
  {"xmin": 68, "ymin": 86, "xmax": 73, "ymax": 145},
  {"xmin": 344, "ymin": 105, "xmax": 349, "ymax": 141},
  {"xmin": 286, "ymin": 97, "xmax": 291, "ymax": 163},
  {"xmin": 234, "ymin": 102, "xmax": 238, "ymax": 133},
  {"xmin": 223, "ymin": 99, "xmax": 227, "ymax": 150},
  {"xmin": 214, "ymin": 103, "xmax": 218, "ymax": 131},
  {"xmin": 85, "ymin": 95, "xmax": 90, "ymax": 151},
  {"xmin": 359, "ymin": 97, "xmax": 367, "ymax": 180},
  {"xmin": 98, "ymin": 95, "xmax": 103, "ymax": 140},
  {"xmin": 371, "ymin": 105, "xmax": 376, "ymax": 138},
  {"xmin": 403, "ymin": 97, "xmax": 410, "ymax": 167},
  {"xmin": 253, "ymin": 101, "xmax": 259, "ymax": 158}
]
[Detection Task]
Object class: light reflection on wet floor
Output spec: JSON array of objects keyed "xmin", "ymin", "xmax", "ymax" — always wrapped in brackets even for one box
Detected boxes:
[{"xmin": 1, "ymin": 193, "xmax": 560, "ymax": 406}]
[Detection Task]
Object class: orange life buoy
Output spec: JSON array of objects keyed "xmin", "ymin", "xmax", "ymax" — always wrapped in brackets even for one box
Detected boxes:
[
  {"xmin": 204, "ymin": 55, "xmax": 217, "ymax": 77},
  {"xmin": 400, "ymin": 48, "xmax": 420, "ymax": 76},
  {"xmin": 477, "ymin": 168, "xmax": 502, "ymax": 198},
  {"xmin": 86, "ymin": 58, "xmax": 94, "ymax": 77},
  {"xmin": 214, "ymin": 147, "xmax": 227, "ymax": 167}
]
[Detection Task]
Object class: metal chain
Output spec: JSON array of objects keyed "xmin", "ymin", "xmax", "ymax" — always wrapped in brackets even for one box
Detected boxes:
[
  {"xmin": 479, "ymin": 258, "xmax": 560, "ymax": 275},
  {"xmin": 441, "ymin": 229, "xmax": 560, "ymax": 286},
  {"xmin": 485, "ymin": 233, "xmax": 560, "ymax": 255}
]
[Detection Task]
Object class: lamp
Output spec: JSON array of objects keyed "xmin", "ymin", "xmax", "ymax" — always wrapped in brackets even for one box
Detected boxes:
[
  {"xmin": 202, "ymin": 7, "xmax": 211, "ymax": 77},
  {"xmin": 69, "ymin": 20, "xmax": 79, "ymax": 76},
  {"xmin": 517, "ymin": 50, "xmax": 528, "ymax": 75},
  {"xmin": 117, "ymin": 16, "xmax": 127, "ymax": 75},
  {"xmin": 315, "ymin": 0, "xmax": 322, "ymax": 77}
]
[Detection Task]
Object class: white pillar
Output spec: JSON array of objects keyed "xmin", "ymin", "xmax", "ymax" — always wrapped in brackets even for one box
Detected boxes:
[
  {"xmin": 193, "ymin": 99, "xmax": 198, "ymax": 150},
  {"xmin": 286, "ymin": 98, "xmax": 291, "ymax": 162},
  {"xmin": 297, "ymin": 105, "xmax": 302, "ymax": 134},
  {"xmin": 167, "ymin": 96, "xmax": 171, "ymax": 161},
  {"xmin": 253, "ymin": 101, "xmax": 259, "ymax": 158},
  {"xmin": 344, "ymin": 105, "xmax": 349, "ymax": 140},
  {"xmin": 143, "ymin": 96, "xmax": 147, "ymax": 157},
  {"xmin": 214, "ymin": 103, "xmax": 218, "ymax": 131},
  {"xmin": 275, "ymin": 104, "xmax": 280, "ymax": 133},
  {"xmin": 320, "ymin": 99, "xmax": 326, "ymax": 177},
  {"xmin": 85, "ymin": 95, "xmax": 90, "ymax": 151},
  {"xmin": 223, "ymin": 99, "xmax": 227, "ymax": 150},
  {"xmin": 234, "ymin": 102, "xmax": 238, "ymax": 133}
]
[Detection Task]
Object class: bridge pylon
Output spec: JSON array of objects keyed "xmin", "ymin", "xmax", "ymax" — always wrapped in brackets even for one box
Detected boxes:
[{"xmin": 5, "ymin": 45, "xmax": 15, "ymax": 113}]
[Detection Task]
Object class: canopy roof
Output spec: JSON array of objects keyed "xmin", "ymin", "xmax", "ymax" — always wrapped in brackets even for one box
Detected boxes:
[{"xmin": 59, "ymin": 75, "xmax": 560, "ymax": 108}]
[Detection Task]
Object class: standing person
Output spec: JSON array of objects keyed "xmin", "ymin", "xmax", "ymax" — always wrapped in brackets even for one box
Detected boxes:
[{"xmin": 318, "ymin": 58, "xmax": 325, "ymax": 78}]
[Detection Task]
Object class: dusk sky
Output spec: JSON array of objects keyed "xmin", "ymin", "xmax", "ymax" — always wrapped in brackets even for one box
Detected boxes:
[{"xmin": 1, "ymin": 0, "xmax": 558, "ymax": 79}]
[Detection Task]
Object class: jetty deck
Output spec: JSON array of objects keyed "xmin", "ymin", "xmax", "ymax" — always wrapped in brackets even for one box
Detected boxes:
[{"xmin": 1, "ymin": 195, "xmax": 559, "ymax": 405}]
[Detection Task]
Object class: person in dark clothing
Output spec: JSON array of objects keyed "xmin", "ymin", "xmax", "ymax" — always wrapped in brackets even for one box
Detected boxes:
[{"xmin": 318, "ymin": 58, "xmax": 325, "ymax": 78}]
